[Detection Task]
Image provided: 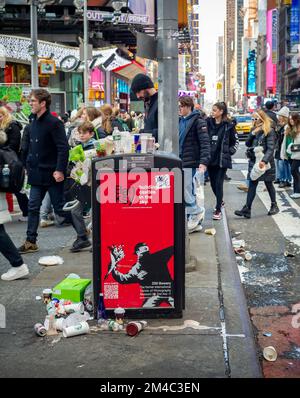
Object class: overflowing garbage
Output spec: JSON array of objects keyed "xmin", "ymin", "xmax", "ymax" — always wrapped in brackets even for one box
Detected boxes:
[
  {"xmin": 34, "ymin": 274, "xmax": 148, "ymax": 339},
  {"xmin": 232, "ymin": 237, "xmax": 253, "ymax": 262}
]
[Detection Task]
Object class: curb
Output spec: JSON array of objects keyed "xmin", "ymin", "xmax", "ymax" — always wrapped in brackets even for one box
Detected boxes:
[{"xmin": 214, "ymin": 207, "xmax": 262, "ymax": 378}]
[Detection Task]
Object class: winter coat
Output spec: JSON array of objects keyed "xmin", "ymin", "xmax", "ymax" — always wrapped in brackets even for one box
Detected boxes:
[
  {"xmin": 0, "ymin": 120, "xmax": 22, "ymax": 154},
  {"xmin": 179, "ymin": 111, "xmax": 210, "ymax": 168},
  {"xmin": 265, "ymin": 110, "xmax": 278, "ymax": 128},
  {"xmin": 207, "ymin": 118, "xmax": 239, "ymax": 169},
  {"xmin": 287, "ymin": 133, "xmax": 300, "ymax": 161},
  {"xmin": 246, "ymin": 129, "xmax": 276, "ymax": 182},
  {"xmin": 274, "ymin": 125, "xmax": 287, "ymax": 160},
  {"xmin": 140, "ymin": 92, "xmax": 158, "ymax": 141},
  {"xmin": 0, "ymin": 192, "xmax": 12, "ymax": 224},
  {"xmin": 22, "ymin": 110, "xmax": 69, "ymax": 186}
]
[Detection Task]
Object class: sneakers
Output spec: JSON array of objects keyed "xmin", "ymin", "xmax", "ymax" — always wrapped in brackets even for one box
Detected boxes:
[
  {"xmin": 234, "ymin": 206, "xmax": 251, "ymax": 219},
  {"xmin": 268, "ymin": 203, "xmax": 279, "ymax": 216},
  {"xmin": 70, "ymin": 238, "xmax": 92, "ymax": 253},
  {"xmin": 1, "ymin": 264, "xmax": 29, "ymax": 281},
  {"xmin": 290, "ymin": 193, "xmax": 300, "ymax": 199},
  {"xmin": 188, "ymin": 212, "xmax": 205, "ymax": 232},
  {"xmin": 212, "ymin": 211, "xmax": 222, "ymax": 220},
  {"xmin": 40, "ymin": 219, "xmax": 55, "ymax": 228},
  {"xmin": 189, "ymin": 224, "xmax": 203, "ymax": 233},
  {"xmin": 237, "ymin": 184, "xmax": 249, "ymax": 193},
  {"xmin": 18, "ymin": 240, "xmax": 39, "ymax": 254},
  {"xmin": 63, "ymin": 200, "xmax": 80, "ymax": 212},
  {"xmin": 18, "ymin": 216, "xmax": 28, "ymax": 222}
]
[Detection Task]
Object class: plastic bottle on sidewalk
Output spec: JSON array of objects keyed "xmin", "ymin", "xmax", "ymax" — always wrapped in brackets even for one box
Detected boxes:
[{"xmin": 112, "ymin": 127, "xmax": 121, "ymax": 154}]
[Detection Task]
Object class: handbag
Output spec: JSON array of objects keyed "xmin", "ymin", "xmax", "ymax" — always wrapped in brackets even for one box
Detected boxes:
[
  {"xmin": 291, "ymin": 144, "xmax": 300, "ymax": 152},
  {"xmin": 0, "ymin": 147, "xmax": 25, "ymax": 193}
]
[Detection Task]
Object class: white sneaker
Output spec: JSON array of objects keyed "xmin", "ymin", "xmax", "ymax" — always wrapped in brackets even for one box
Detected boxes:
[
  {"xmin": 189, "ymin": 224, "xmax": 203, "ymax": 234},
  {"xmin": 18, "ymin": 216, "xmax": 28, "ymax": 222},
  {"xmin": 40, "ymin": 219, "xmax": 55, "ymax": 228},
  {"xmin": 1, "ymin": 264, "xmax": 29, "ymax": 281},
  {"xmin": 188, "ymin": 212, "xmax": 205, "ymax": 231},
  {"xmin": 290, "ymin": 193, "xmax": 300, "ymax": 199}
]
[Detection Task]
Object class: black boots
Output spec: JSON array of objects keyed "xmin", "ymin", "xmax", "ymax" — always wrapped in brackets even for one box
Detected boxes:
[
  {"xmin": 234, "ymin": 205, "xmax": 251, "ymax": 219},
  {"xmin": 268, "ymin": 203, "xmax": 279, "ymax": 216}
]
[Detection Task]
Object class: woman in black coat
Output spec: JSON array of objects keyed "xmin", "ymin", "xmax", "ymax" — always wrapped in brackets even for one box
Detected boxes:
[
  {"xmin": 206, "ymin": 102, "xmax": 239, "ymax": 220},
  {"xmin": 0, "ymin": 107, "xmax": 28, "ymax": 221},
  {"xmin": 235, "ymin": 109, "xmax": 278, "ymax": 219}
]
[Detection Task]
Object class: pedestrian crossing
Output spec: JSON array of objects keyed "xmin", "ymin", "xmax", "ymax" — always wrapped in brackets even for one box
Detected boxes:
[{"xmin": 241, "ymin": 170, "xmax": 300, "ymax": 247}]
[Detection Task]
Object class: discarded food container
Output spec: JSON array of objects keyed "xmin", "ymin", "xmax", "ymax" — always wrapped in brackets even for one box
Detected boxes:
[
  {"xmin": 108, "ymin": 320, "xmax": 121, "ymax": 331},
  {"xmin": 232, "ymin": 239, "xmax": 245, "ymax": 248},
  {"xmin": 52, "ymin": 278, "xmax": 91, "ymax": 303},
  {"xmin": 263, "ymin": 346, "xmax": 277, "ymax": 362},
  {"xmin": 62, "ymin": 321, "xmax": 90, "ymax": 338},
  {"xmin": 284, "ymin": 251, "xmax": 295, "ymax": 258},
  {"xmin": 42, "ymin": 288, "xmax": 53, "ymax": 304},
  {"xmin": 34, "ymin": 323, "xmax": 47, "ymax": 337},
  {"xmin": 114, "ymin": 307, "xmax": 125, "ymax": 325},
  {"xmin": 244, "ymin": 252, "xmax": 252, "ymax": 261},
  {"xmin": 38, "ymin": 256, "xmax": 64, "ymax": 266},
  {"xmin": 63, "ymin": 303, "xmax": 85, "ymax": 314},
  {"xmin": 126, "ymin": 321, "xmax": 147, "ymax": 337},
  {"xmin": 54, "ymin": 317, "xmax": 66, "ymax": 332},
  {"xmin": 204, "ymin": 228, "xmax": 216, "ymax": 236}
]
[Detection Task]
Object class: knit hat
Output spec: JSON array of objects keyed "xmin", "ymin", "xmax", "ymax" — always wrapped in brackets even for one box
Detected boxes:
[
  {"xmin": 276, "ymin": 106, "xmax": 290, "ymax": 119},
  {"xmin": 131, "ymin": 73, "xmax": 154, "ymax": 94}
]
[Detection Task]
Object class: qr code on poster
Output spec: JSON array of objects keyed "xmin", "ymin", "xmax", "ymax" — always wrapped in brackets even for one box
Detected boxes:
[
  {"xmin": 155, "ymin": 174, "xmax": 170, "ymax": 189},
  {"xmin": 104, "ymin": 283, "xmax": 119, "ymax": 299}
]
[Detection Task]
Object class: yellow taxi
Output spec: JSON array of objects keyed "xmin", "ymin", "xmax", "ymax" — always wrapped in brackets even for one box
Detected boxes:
[{"xmin": 233, "ymin": 114, "xmax": 252, "ymax": 138}]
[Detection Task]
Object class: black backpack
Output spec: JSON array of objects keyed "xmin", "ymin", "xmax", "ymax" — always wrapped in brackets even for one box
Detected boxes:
[{"xmin": 0, "ymin": 147, "xmax": 25, "ymax": 193}]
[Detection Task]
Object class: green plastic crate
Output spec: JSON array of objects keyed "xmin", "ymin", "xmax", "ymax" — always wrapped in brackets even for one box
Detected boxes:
[{"xmin": 52, "ymin": 278, "xmax": 91, "ymax": 303}]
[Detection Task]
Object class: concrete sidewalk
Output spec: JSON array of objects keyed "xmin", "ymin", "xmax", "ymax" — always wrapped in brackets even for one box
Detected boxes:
[{"xmin": 0, "ymin": 188, "xmax": 261, "ymax": 378}]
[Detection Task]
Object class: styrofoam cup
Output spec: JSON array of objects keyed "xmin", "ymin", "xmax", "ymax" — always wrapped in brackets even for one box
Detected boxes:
[
  {"xmin": 62, "ymin": 321, "xmax": 90, "ymax": 338},
  {"xmin": 63, "ymin": 303, "xmax": 84, "ymax": 314}
]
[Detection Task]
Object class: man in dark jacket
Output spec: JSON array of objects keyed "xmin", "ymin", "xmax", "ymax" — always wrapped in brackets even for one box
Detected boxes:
[
  {"xmin": 130, "ymin": 74, "xmax": 158, "ymax": 141},
  {"xmin": 264, "ymin": 101, "xmax": 278, "ymax": 128},
  {"xmin": 19, "ymin": 89, "xmax": 72, "ymax": 254},
  {"xmin": 179, "ymin": 96, "xmax": 210, "ymax": 233}
]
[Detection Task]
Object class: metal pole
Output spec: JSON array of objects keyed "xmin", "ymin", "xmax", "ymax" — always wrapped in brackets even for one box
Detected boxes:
[
  {"xmin": 157, "ymin": 0, "xmax": 179, "ymax": 155},
  {"xmin": 30, "ymin": 0, "xmax": 39, "ymax": 89},
  {"xmin": 83, "ymin": 0, "xmax": 89, "ymax": 105}
]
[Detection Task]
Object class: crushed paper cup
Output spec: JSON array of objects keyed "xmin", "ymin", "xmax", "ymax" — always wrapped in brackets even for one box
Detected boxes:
[
  {"xmin": 38, "ymin": 256, "xmax": 64, "ymax": 267},
  {"xmin": 263, "ymin": 346, "xmax": 277, "ymax": 362},
  {"xmin": 204, "ymin": 228, "xmax": 216, "ymax": 236}
]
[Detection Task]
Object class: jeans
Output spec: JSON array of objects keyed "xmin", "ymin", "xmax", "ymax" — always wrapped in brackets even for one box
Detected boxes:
[
  {"xmin": 277, "ymin": 159, "xmax": 292, "ymax": 182},
  {"xmin": 184, "ymin": 168, "xmax": 204, "ymax": 216},
  {"xmin": 207, "ymin": 166, "xmax": 227, "ymax": 212},
  {"xmin": 27, "ymin": 183, "xmax": 72, "ymax": 243},
  {"xmin": 71, "ymin": 201, "xmax": 88, "ymax": 239},
  {"xmin": 15, "ymin": 192, "xmax": 29, "ymax": 217},
  {"xmin": 291, "ymin": 160, "xmax": 300, "ymax": 193},
  {"xmin": 40, "ymin": 192, "xmax": 53, "ymax": 220},
  {"xmin": 246, "ymin": 180, "xmax": 276, "ymax": 209},
  {"xmin": 0, "ymin": 224, "xmax": 23, "ymax": 267}
]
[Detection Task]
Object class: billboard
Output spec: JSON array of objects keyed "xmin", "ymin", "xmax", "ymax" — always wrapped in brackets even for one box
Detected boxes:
[
  {"xmin": 128, "ymin": 0, "xmax": 155, "ymax": 25},
  {"xmin": 266, "ymin": 9, "xmax": 277, "ymax": 92},
  {"xmin": 272, "ymin": 9, "xmax": 278, "ymax": 64},
  {"xmin": 291, "ymin": 0, "xmax": 300, "ymax": 47},
  {"xmin": 247, "ymin": 50, "xmax": 257, "ymax": 94}
]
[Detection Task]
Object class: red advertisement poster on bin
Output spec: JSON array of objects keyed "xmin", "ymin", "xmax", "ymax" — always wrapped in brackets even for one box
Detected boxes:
[{"xmin": 99, "ymin": 171, "xmax": 175, "ymax": 309}]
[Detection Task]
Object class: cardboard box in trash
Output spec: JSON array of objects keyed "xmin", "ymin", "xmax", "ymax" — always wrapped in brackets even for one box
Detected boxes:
[{"xmin": 52, "ymin": 278, "xmax": 91, "ymax": 303}]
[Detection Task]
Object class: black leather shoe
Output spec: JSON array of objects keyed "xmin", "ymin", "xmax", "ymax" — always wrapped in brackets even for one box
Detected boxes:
[
  {"xmin": 268, "ymin": 203, "xmax": 279, "ymax": 216},
  {"xmin": 234, "ymin": 206, "xmax": 251, "ymax": 219}
]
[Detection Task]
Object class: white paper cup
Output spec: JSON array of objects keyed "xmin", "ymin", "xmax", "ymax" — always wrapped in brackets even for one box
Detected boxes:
[
  {"xmin": 140, "ymin": 136, "xmax": 148, "ymax": 154},
  {"xmin": 62, "ymin": 321, "xmax": 90, "ymax": 338},
  {"xmin": 263, "ymin": 346, "xmax": 277, "ymax": 362},
  {"xmin": 54, "ymin": 317, "xmax": 65, "ymax": 331},
  {"xmin": 63, "ymin": 303, "xmax": 84, "ymax": 314}
]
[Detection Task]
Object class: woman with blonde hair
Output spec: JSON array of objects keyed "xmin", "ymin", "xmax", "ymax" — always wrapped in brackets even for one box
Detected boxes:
[
  {"xmin": 100, "ymin": 104, "xmax": 127, "ymax": 135},
  {"xmin": 235, "ymin": 109, "xmax": 279, "ymax": 219}
]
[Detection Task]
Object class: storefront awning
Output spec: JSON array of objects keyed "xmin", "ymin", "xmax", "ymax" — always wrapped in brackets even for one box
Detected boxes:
[{"xmin": 112, "ymin": 61, "xmax": 146, "ymax": 81}]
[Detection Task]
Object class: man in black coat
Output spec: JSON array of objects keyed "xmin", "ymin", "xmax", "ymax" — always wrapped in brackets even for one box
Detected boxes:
[
  {"xmin": 130, "ymin": 74, "xmax": 158, "ymax": 141},
  {"xmin": 264, "ymin": 101, "xmax": 278, "ymax": 128},
  {"xmin": 178, "ymin": 96, "xmax": 210, "ymax": 233},
  {"xmin": 19, "ymin": 89, "xmax": 74, "ymax": 253}
]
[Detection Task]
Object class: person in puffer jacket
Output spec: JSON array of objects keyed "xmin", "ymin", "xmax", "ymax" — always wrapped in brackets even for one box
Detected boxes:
[
  {"xmin": 178, "ymin": 96, "xmax": 210, "ymax": 233},
  {"xmin": 207, "ymin": 102, "xmax": 239, "ymax": 221}
]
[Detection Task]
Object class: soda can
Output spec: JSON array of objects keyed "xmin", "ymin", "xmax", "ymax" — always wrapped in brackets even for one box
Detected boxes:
[
  {"xmin": 126, "ymin": 321, "xmax": 147, "ymax": 337},
  {"xmin": 34, "ymin": 323, "xmax": 47, "ymax": 337}
]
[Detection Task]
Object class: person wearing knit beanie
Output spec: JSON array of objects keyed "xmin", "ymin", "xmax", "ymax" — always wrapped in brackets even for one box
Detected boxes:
[{"xmin": 130, "ymin": 74, "xmax": 158, "ymax": 140}]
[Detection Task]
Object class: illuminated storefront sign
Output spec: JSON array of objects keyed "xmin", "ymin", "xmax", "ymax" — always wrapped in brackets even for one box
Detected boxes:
[{"xmin": 247, "ymin": 50, "xmax": 256, "ymax": 94}]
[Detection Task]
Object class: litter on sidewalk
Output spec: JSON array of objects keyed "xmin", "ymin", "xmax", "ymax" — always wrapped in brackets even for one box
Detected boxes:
[
  {"xmin": 38, "ymin": 256, "xmax": 64, "ymax": 266},
  {"xmin": 263, "ymin": 346, "xmax": 278, "ymax": 362},
  {"xmin": 204, "ymin": 228, "xmax": 216, "ymax": 236}
]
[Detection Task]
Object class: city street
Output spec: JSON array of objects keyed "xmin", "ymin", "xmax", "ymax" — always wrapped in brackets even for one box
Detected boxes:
[{"xmin": 0, "ymin": 144, "xmax": 299, "ymax": 378}]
